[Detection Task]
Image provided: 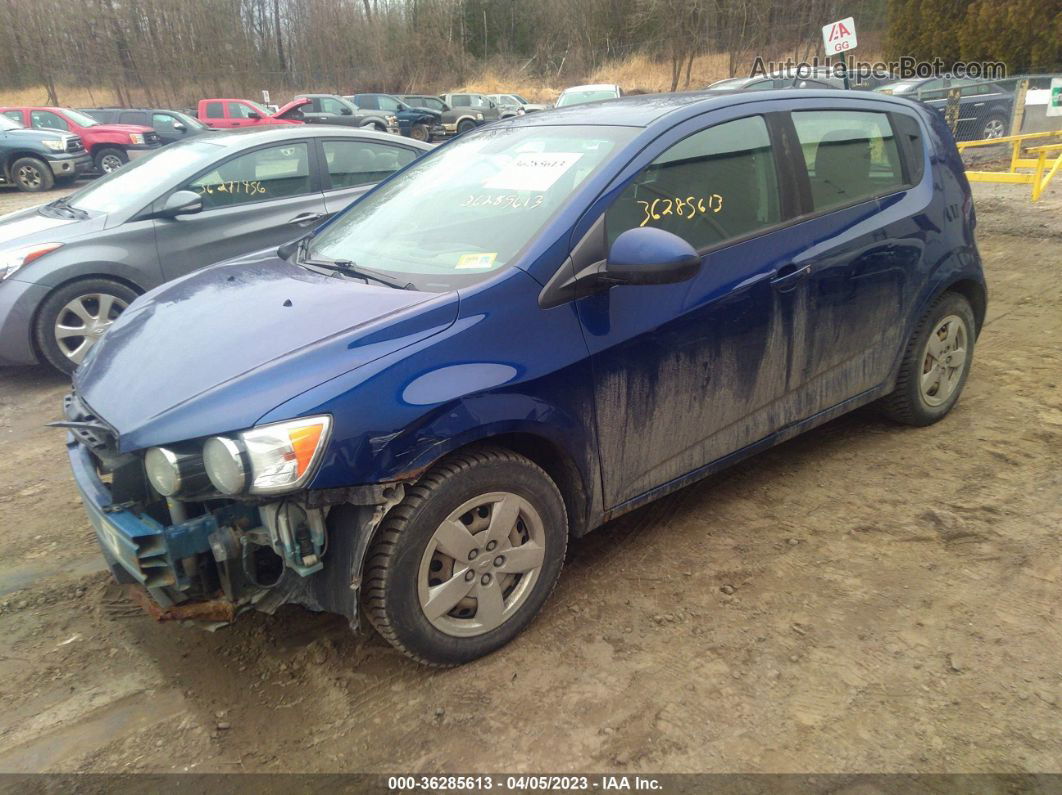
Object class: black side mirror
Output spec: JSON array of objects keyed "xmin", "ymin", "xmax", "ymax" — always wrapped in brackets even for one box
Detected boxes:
[
  {"xmin": 247, "ymin": 111, "xmax": 260, "ymax": 120},
  {"xmin": 156, "ymin": 190, "xmax": 203, "ymax": 219},
  {"xmin": 340, "ymin": 107, "xmax": 352, "ymax": 115},
  {"xmin": 604, "ymin": 227, "xmax": 700, "ymax": 285}
]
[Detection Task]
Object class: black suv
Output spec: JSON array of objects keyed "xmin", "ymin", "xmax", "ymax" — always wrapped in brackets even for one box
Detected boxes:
[
  {"xmin": 80, "ymin": 108, "xmax": 210, "ymax": 146},
  {"xmin": 348, "ymin": 94, "xmax": 444, "ymax": 141},
  {"xmin": 0, "ymin": 114, "xmax": 91, "ymax": 191}
]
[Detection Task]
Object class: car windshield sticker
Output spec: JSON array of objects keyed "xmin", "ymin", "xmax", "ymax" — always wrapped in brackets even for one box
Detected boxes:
[
  {"xmin": 461, "ymin": 193, "xmax": 545, "ymax": 209},
  {"xmin": 456, "ymin": 253, "xmax": 498, "ymax": 269},
  {"xmin": 638, "ymin": 195, "xmax": 724, "ymax": 226},
  {"xmin": 483, "ymin": 152, "xmax": 583, "ymax": 191}
]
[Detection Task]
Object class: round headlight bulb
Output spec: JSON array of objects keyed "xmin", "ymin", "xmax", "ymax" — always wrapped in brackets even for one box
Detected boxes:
[
  {"xmin": 203, "ymin": 436, "xmax": 248, "ymax": 495},
  {"xmin": 145, "ymin": 447, "xmax": 182, "ymax": 496}
]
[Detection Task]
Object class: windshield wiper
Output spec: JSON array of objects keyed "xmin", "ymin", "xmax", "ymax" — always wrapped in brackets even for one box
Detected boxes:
[
  {"xmin": 44, "ymin": 197, "xmax": 88, "ymax": 220},
  {"xmin": 296, "ymin": 239, "xmax": 414, "ymax": 290}
]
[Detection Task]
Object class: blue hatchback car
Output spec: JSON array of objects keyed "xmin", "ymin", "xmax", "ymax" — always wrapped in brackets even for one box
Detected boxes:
[{"xmin": 63, "ymin": 90, "xmax": 986, "ymax": 665}]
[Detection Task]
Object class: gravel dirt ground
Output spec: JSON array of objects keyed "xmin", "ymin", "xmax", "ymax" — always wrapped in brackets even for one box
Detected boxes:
[{"xmin": 0, "ymin": 179, "xmax": 1058, "ymax": 774}]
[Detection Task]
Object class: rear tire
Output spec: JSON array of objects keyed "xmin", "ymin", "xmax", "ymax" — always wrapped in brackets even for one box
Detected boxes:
[
  {"xmin": 10, "ymin": 157, "xmax": 54, "ymax": 192},
  {"xmin": 879, "ymin": 292, "xmax": 976, "ymax": 426},
  {"xmin": 362, "ymin": 446, "xmax": 568, "ymax": 666},
  {"xmin": 34, "ymin": 278, "xmax": 138, "ymax": 375},
  {"xmin": 94, "ymin": 147, "xmax": 127, "ymax": 174}
]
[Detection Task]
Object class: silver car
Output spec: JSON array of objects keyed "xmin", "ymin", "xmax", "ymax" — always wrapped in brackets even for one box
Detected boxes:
[{"xmin": 0, "ymin": 126, "xmax": 430, "ymax": 373}]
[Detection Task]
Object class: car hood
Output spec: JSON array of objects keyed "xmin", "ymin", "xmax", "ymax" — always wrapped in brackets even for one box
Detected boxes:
[
  {"xmin": 274, "ymin": 97, "xmax": 312, "ymax": 118},
  {"xmin": 74, "ymin": 252, "xmax": 459, "ymax": 451},
  {"xmin": 0, "ymin": 205, "xmax": 105, "ymax": 248},
  {"xmin": 3, "ymin": 127, "xmax": 67, "ymax": 143},
  {"xmin": 96, "ymin": 122, "xmax": 155, "ymax": 134},
  {"xmin": 405, "ymin": 108, "xmax": 442, "ymax": 122}
]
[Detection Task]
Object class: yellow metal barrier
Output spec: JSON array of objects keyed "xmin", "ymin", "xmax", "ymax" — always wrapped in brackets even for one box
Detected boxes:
[{"xmin": 957, "ymin": 130, "xmax": 1062, "ymax": 201}]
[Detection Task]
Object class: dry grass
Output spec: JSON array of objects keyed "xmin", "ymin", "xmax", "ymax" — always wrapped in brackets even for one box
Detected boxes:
[
  {"xmin": 452, "ymin": 52, "xmax": 735, "ymax": 102},
  {"xmin": 2, "ymin": 45, "xmax": 889, "ymax": 109}
]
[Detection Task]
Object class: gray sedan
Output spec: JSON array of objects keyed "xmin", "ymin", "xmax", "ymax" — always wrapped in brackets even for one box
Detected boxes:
[{"xmin": 0, "ymin": 126, "xmax": 430, "ymax": 373}]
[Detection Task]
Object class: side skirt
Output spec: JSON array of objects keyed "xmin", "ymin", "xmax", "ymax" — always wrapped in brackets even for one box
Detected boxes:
[{"xmin": 597, "ymin": 383, "xmax": 891, "ymax": 526}]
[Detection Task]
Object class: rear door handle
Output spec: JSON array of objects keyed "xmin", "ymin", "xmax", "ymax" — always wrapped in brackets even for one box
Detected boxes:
[
  {"xmin": 770, "ymin": 263, "xmax": 811, "ymax": 292},
  {"xmin": 289, "ymin": 212, "xmax": 324, "ymax": 226}
]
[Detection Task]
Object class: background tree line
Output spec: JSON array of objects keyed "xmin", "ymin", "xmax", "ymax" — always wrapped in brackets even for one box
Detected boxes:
[{"xmin": 0, "ymin": 0, "xmax": 1054, "ymax": 108}]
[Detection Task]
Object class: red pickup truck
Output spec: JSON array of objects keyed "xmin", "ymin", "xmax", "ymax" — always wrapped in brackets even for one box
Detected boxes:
[
  {"xmin": 196, "ymin": 98, "xmax": 309, "ymax": 129},
  {"xmin": 0, "ymin": 106, "xmax": 162, "ymax": 173}
]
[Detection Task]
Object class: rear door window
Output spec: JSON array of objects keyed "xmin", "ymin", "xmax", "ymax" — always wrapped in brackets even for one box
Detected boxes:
[
  {"xmin": 119, "ymin": 111, "xmax": 148, "ymax": 126},
  {"xmin": 605, "ymin": 115, "xmax": 781, "ymax": 250},
  {"xmin": 791, "ymin": 109, "xmax": 906, "ymax": 212},
  {"xmin": 203, "ymin": 102, "xmax": 224, "ymax": 119},
  {"xmin": 30, "ymin": 110, "xmax": 69, "ymax": 131},
  {"xmin": 322, "ymin": 139, "xmax": 417, "ymax": 189},
  {"xmin": 355, "ymin": 95, "xmax": 378, "ymax": 110}
]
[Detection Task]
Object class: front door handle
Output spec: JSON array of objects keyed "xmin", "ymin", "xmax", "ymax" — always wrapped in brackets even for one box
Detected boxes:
[
  {"xmin": 770, "ymin": 263, "xmax": 811, "ymax": 292},
  {"xmin": 289, "ymin": 212, "xmax": 324, "ymax": 227}
]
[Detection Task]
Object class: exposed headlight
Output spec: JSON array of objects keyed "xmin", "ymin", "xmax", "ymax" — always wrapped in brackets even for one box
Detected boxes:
[
  {"xmin": 129, "ymin": 132, "xmax": 145, "ymax": 145},
  {"xmin": 0, "ymin": 242, "xmax": 62, "ymax": 281},
  {"xmin": 145, "ymin": 446, "xmax": 209, "ymax": 497},
  {"xmin": 41, "ymin": 138, "xmax": 66, "ymax": 151},
  {"xmin": 204, "ymin": 416, "xmax": 332, "ymax": 496}
]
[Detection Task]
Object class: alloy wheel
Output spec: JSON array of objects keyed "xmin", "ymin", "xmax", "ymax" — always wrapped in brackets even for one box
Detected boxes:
[
  {"xmin": 920, "ymin": 314, "xmax": 968, "ymax": 406},
  {"xmin": 982, "ymin": 118, "xmax": 1005, "ymax": 139},
  {"xmin": 100, "ymin": 154, "xmax": 124, "ymax": 173},
  {"xmin": 417, "ymin": 492, "xmax": 546, "ymax": 637},
  {"xmin": 15, "ymin": 163, "xmax": 43, "ymax": 189},
  {"xmin": 53, "ymin": 292, "xmax": 129, "ymax": 364}
]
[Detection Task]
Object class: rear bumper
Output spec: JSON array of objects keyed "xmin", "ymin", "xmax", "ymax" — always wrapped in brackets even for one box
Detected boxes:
[
  {"xmin": 0, "ymin": 277, "xmax": 47, "ymax": 366},
  {"xmin": 46, "ymin": 153, "xmax": 92, "ymax": 177}
]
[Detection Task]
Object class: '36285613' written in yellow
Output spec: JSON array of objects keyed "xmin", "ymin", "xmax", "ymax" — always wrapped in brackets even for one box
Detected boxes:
[{"xmin": 638, "ymin": 194, "xmax": 723, "ymax": 227}]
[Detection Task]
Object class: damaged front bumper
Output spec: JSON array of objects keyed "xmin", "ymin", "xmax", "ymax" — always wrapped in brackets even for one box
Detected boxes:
[{"xmin": 67, "ymin": 430, "xmax": 402, "ymax": 626}]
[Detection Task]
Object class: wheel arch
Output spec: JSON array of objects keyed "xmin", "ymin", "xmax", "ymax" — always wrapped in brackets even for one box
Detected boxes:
[
  {"xmin": 943, "ymin": 277, "xmax": 987, "ymax": 334},
  {"xmin": 28, "ymin": 271, "xmax": 146, "ymax": 360},
  {"xmin": 390, "ymin": 428, "xmax": 593, "ymax": 539},
  {"xmin": 4, "ymin": 149, "xmax": 50, "ymax": 177}
]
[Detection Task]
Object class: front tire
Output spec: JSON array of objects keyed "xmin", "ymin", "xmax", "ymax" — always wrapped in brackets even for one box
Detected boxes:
[
  {"xmin": 362, "ymin": 447, "xmax": 568, "ymax": 666},
  {"xmin": 409, "ymin": 122, "xmax": 429, "ymax": 142},
  {"xmin": 879, "ymin": 292, "xmax": 976, "ymax": 426},
  {"xmin": 980, "ymin": 113, "xmax": 1007, "ymax": 140},
  {"xmin": 94, "ymin": 147, "xmax": 128, "ymax": 174},
  {"xmin": 34, "ymin": 278, "xmax": 137, "ymax": 374},
  {"xmin": 10, "ymin": 157, "xmax": 54, "ymax": 192},
  {"xmin": 457, "ymin": 119, "xmax": 476, "ymax": 134}
]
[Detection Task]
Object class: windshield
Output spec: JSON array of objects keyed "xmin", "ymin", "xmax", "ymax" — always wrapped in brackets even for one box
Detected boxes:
[
  {"xmin": 62, "ymin": 109, "xmax": 100, "ymax": 127},
  {"xmin": 0, "ymin": 115, "xmax": 23, "ymax": 130},
  {"xmin": 307, "ymin": 125, "xmax": 635, "ymax": 291},
  {"xmin": 556, "ymin": 90, "xmax": 618, "ymax": 107},
  {"xmin": 176, "ymin": 112, "xmax": 206, "ymax": 129},
  {"xmin": 65, "ymin": 140, "xmax": 222, "ymax": 214}
]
